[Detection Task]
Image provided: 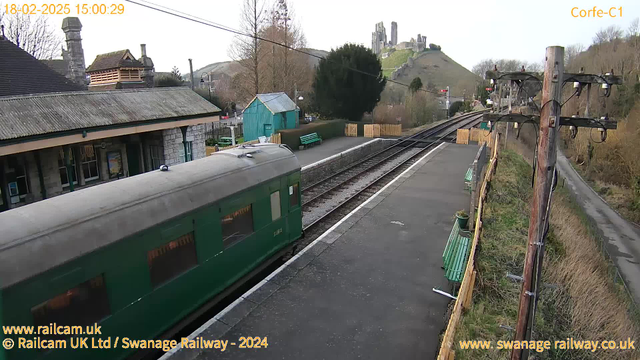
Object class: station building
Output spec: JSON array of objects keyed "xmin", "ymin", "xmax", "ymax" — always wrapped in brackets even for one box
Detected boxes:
[{"xmin": 0, "ymin": 31, "xmax": 220, "ymax": 212}]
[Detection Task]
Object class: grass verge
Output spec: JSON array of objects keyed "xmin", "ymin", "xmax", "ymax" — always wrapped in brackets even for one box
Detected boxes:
[{"xmin": 453, "ymin": 149, "xmax": 639, "ymax": 360}]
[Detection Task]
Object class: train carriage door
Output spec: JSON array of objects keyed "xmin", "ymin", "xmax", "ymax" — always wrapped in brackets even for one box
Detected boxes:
[{"xmin": 287, "ymin": 178, "xmax": 301, "ymax": 242}]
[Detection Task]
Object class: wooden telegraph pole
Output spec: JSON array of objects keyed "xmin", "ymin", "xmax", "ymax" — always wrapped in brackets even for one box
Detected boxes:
[{"xmin": 511, "ymin": 46, "xmax": 564, "ymax": 360}]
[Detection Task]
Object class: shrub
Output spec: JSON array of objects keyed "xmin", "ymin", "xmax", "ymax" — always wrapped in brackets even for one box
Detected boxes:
[{"xmin": 278, "ymin": 120, "xmax": 345, "ymax": 149}]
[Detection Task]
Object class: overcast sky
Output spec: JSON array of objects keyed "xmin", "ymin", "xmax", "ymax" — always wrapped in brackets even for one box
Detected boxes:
[{"xmin": 34, "ymin": 0, "xmax": 640, "ymax": 75}]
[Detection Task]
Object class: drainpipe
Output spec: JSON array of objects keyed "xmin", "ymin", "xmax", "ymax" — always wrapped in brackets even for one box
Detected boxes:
[
  {"xmin": 34, "ymin": 151, "xmax": 47, "ymax": 199},
  {"xmin": 180, "ymin": 126, "xmax": 189, "ymax": 162},
  {"xmin": 64, "ymin": 146, "xmax": 74, "ymax": 192}
]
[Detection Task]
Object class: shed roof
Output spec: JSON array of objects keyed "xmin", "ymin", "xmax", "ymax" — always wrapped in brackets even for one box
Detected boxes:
[
  {"xmin": 0, "ymin": 88, "xmax": 221, "ymax": 141},
  {"xmin": 86, "ymin": 49, "xmax": 144, "ymax": 72},
  {"xmin": 0, "ymin": 37, "xmax": 84, "ymax": 97},
  {"xmin": 246, "ymin": 92, "xmax": 297, "ymax": 114}
]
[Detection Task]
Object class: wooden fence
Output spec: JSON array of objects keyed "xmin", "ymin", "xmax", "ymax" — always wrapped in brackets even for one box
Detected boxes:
[
  {"xmin": 456, "ymin": 129, "xmax": 470, "ymax": 144},
  {"xmin": 437, "ymin": 134, "xmax": 500, "ymax": 360},
  {"xmin": 363, "ymin": 124, "xmax": 402, "ymax": 138},
  {"xmin": 345, "ymin": 124, "xmax": 358, "ymax": 137},
  {"xmin": 205, "ymin": 133, "xmax": 281, "ymax": 156}
]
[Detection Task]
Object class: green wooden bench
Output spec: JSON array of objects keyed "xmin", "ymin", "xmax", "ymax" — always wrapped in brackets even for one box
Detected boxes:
[
  {"xmin": 464, "ymin": 167, "xmax": 473, "ymax": 193},
  {"xmin": 442, "ymin": 220, "xmax": 471, "ymax": 284},
  {"xmin": 299, "ymin": 133, "xmax": 322, "ymax": 148}
]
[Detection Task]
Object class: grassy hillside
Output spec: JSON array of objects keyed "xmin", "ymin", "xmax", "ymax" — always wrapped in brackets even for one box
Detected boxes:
[
  {"xmin": 454, "ymin": 149, "xmax": 639, "ymax": 360},
  {"xmin": 381, "ymin": 50, "xmax": 481, "ymax": 102},
  {"xmin": 381, "ymin": 49, "xmax": 414, "ymax": 77}
]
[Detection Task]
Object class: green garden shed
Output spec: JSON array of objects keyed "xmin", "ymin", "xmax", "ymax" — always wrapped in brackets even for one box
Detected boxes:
[{"xmin": 243, "ymin": 92, "xmax": 298, "ymax": 141}]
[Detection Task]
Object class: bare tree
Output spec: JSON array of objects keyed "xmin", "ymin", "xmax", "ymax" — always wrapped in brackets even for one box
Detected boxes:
[
  {"xmin": 0, "ymin": 10, "xmax": 62, "ymax": 59},
  {"xmin": 564, "ymin": 43, "xmax": 585, "ymax": 71},
  {"xmin": 627, "ymin": 18, "xmax": 639, "ymax": 39},
  {"xmin": 471, "ymin": 59, "xmax": 494, "ymax": 78},
  {"xmin": 593, "ymin": 25, "xmax": 623, "ymax": 45},
  {"xmin": 260, "ymin": 0, "xmax": 308, "ymax": 98},
  {"xmin": 228, "ymin": 0, "xmax": 266, "ymax": 100}
]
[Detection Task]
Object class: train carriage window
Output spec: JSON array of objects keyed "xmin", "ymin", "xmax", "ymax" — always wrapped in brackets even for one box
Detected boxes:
[
  {"xmin": 289, "ymin": 183, "xmax": 299, "ymax": 207},
  {"xmin": 31, "ymin": 274, "xmax": 110, "ymax": 329},
  {"xmin": 271, "ymin": 191, "xmax": 281, "ymax": 221},
  {"xmin": 147, "ymin": 232, "xmax": 198, "ymax": 288},
  {"xmin": 222, "ymin": 205, "xmax": 254, "ymax": 248}
]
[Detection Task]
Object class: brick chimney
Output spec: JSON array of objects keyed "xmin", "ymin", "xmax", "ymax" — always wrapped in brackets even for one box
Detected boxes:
[
  {"xmin": 61, "ymin": 17, "xmax": 87, "ymax": 88},
  {"xmin": 139, "ymin": 44, "xmax": 155, "ymax": 88}
]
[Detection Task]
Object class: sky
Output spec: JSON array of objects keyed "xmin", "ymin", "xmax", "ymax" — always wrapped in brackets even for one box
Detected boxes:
[{"xmin": 20, "ymin": 0, "xmax": 640, "ymax": 75}]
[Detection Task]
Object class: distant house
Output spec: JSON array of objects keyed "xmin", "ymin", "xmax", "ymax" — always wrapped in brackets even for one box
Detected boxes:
[
  {"xmin": 243, "ymin": 93, "xmax": 298, "ymax": 141},
  {"xmin": 86, "ymin": 48, "xmax": 153, "ymax": 90}
]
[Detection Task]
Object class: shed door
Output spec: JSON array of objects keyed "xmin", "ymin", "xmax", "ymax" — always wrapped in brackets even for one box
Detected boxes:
[{"xmin": 264, "ymin": 123, "xmax": 273, "ymax": 137}]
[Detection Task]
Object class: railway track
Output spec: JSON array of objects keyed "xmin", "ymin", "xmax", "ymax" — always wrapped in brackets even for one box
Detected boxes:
[
  {"xmin": 144, "ymin": 111, "xmax": 485, "ymax": 359},
  {"xmin": 298, "ymin": 111, "xmax": 484, "ymax": 247}
]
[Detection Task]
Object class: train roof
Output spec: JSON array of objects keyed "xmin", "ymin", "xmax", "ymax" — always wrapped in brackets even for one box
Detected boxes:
[{"xmin": 0, "ymin": 144, "xmax": 299, "ymax": 289}]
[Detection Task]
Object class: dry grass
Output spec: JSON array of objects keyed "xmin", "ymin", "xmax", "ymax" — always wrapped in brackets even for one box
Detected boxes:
[{"xmin": 454, "ymin": 147, "xmax": 640, "ymax": 360}]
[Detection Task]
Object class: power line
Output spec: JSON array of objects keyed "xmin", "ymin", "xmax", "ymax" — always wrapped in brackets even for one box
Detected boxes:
[{"xmin": 125, "ymin": 0, "xmax": 442, "ymax": 95}]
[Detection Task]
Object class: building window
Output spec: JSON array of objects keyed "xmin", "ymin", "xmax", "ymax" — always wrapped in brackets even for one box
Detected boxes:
[
  {"xmin": 58, "ymin": 148, "xmax": 78, "ymax": 187},
  {"xmin": 31, "ymin": 275, "xmax": 111, "ymax": 329},
  {"xmin": 7, "ymin": 156, "xmax": 29, "ymax": 203},
  {"xmin": 185, "ymin": 141, "xmax": 193, "ymax": 162},
  {"xmin": 221, "ymin": 205, "xmax": 254, "ymax": 248},
  {"xmin": 80, "ymin": 145, "xmax": 99, "ymax": 181},
  {"xmin": 150, "ymin": 145, "xmax": 164, "ymax": 170},
  {"xmin": 147, "ymin": 232, "xmax": 198, "ymax": 288},
  {"xmin": 289, "ymin": 183, "xmax": 299, "ymax": 208},
  {"xmin": 270, "ymin": 191, "xmax": 281, "ymax": 221}
]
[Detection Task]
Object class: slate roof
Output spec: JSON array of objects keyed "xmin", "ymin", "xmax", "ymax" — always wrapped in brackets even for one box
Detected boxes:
[
  {"xmin": 86, "ymin": 50, "xmax": 144, "ymax": 72},
  {"xmin": 0, "ymin": 37, "xmax": 84, "ymax": 97},
  {"xmin": 0, "ymin": 88, "xmax": 221, "ymax": 141},
  {"xmin": 248, "ymin": 92, "xmax": 297, "ymax": 114},
  {"xmin": 41, "ymin": 59, "xmax": 69, "ymax": 76}
]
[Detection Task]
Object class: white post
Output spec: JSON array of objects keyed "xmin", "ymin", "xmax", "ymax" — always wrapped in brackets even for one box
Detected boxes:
[{"xmin": 230, "ymin": 126, "xmax": 236, "ymax": 146}]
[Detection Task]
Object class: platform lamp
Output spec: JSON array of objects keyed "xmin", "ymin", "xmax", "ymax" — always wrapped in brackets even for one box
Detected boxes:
[{"xmin": 200, "ymin": 73, "xmax": 211, "ymax": 103}]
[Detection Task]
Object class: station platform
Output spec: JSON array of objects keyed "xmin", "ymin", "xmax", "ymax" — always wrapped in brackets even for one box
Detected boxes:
[
  {"xmin": 294, "ymin": 136, "xmax": 372, "ymax": 167},
  {"xmin": 166, "ymin": 143, "xmax": 479, "ymax": 360}
]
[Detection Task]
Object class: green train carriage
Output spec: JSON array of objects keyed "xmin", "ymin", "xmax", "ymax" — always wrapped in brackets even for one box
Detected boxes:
[{"xmin": 0, "ymin": 144, "xmax": 302, "ymax": 360}]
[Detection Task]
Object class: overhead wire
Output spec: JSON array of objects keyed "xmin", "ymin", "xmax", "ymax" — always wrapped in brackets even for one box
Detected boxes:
[{"xmin": 125, "ymin": 0, "xmax": 443, "ymax": 95}]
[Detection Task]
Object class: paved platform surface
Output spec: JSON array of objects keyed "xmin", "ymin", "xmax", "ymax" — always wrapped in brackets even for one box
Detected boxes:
[
  {"xmin": 294, "ymin": 137, "xmax": 371, "ymax": 167},
  {"xmin": 557, "ymin": 152, "xmax": 640, "ymax": 304},
  {"xmin": 178, "ymin": 143, "xmax": 478, "ymax": 360}
]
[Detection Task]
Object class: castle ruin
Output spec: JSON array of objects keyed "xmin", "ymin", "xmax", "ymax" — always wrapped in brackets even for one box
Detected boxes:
[{"xmin": 370, "ymin": 21, "xmax": 426, "ymax": 56}]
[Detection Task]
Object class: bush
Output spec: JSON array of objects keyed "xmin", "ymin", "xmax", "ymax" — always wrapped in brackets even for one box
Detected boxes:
[
  {"xmin": 205, "ymin": 138, "xmax": 217, "ymax": 146},
  {"xmin": 278, "ymin": 120, "xmax": 345, "ymax": 149}
]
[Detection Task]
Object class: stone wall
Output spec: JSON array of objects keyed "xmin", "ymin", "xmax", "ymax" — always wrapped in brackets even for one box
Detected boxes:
[
  {"xmin": 162, "ymin": 124, "xmax": 206, "ymax": 166},
  {"xmin": 301, "ymin": 139, "xmax": 396, "ymax": 187}
]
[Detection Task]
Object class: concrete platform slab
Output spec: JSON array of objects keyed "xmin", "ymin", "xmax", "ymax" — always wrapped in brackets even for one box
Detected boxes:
[
  {"xmin": 174, "ymin": 143, "xmax": 479, "ymax": 360},
  {"xmin": 295, "ymin": 137, "xmax": 372, "ymax": 167}
]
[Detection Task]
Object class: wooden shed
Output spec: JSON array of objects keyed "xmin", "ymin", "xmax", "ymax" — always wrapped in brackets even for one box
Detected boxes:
[{"xmin": 243, "ymin": 93, "xmax": 298, "ymax": 141}]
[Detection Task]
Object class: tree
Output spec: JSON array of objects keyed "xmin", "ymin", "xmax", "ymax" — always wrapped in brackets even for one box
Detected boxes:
[
  {"xmin": 627, "ymin": 18, "xmax": 639, "ymax": 39},
  {"xmin": 593, "ymin": 25, "xmax": 623, "ymax": 45},
  {"xmin": 409, "ymin": 77, "xmax": 423, "ymax": 93},
  {"xmin": 154, "ymin": 75, "xmax": 183, "ymax": 87},
  {"xmin": 564, "ymin": 44, "xmax": 585, "ymax": 70},
  {"xmin": 0, "ymin": 11, "xmax": 61, "ymax": 59},
  {"xmin": 449, "ymin": 101, "xmax": 464, "ymax": 117},
  {"xmin": 428, "ymin": 43, "xmax": 441, "ymax": 50},
  {"xmin": 260, "ymin": 0, "xmax": 310, "ymax": 99},
  {"xmin": 313, "ymin": 44, "xmax": 386, "ymax": 121},
  {"xmin": 229, "ymin": 0, "xmax": 266, "ymax": 100},
  {"xmin": 170, "ymin": 66, "xmax": 182, "ymax": 80}
]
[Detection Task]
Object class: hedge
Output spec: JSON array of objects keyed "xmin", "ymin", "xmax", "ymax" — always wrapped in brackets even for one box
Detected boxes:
[{"xmin": 278, "ymin": 120, "xmax": 345, "ymax": 149}]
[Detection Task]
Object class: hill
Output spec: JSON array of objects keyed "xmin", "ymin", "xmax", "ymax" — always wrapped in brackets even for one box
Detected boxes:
[
  {"xmin": 190, "ymin": 48, "xmax": 329, "ymax": 81},
  {"xmin": 382, "ymin": 50, "xmax": 482, "ymax": 100}
]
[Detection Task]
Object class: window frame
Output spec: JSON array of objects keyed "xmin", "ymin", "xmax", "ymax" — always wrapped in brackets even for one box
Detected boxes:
[
  {"xmin": 30, "ymin": 274, "xmax": 111, "ymax": 330},
  {"xmin": 289, "ymin": 183, "xmax": 300, "ymax": 208},
  {"xmin": 58, "ymin": 148, "xmax": 78, "ymax": 188},
  {"xmin": 270, "ymin": 191, "xmax": 281, "ymax": 221},
  {"xmin": 147, "ymin": 231, "xmax": 198, "ymax": 288},
  {"xmin": 221, "ymin": 204, "xmax": 254, "ymax": 249},
  {"xmin": 80, "ymin": 145, "xmax": 100, "ymax": 182}
]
